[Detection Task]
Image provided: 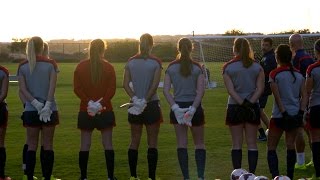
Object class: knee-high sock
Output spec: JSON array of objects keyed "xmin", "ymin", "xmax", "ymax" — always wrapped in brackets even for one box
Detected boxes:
[
  {"xmin": 0, "ymin": 147, "xmax": 6, "ymax": 178},
  {"xmin": 177, "ymin": 148, "xmax": 189, "ymax": 179},
  {"xmin": 195, "ymin": 149, "xmax": 206, "ymax": 179},
  {"xmin": 26, "ymin": 150, "xmax": 36, "ymax": 180},
  {"xmin": 312, "ymin": 142, "xmax": 320, "ymax": 177},
  {"xmin": 40, "ymin": 146, "xmax": 44, "ymax": 177},
  {"xmin": 286, "ymin": 149, "xmax": 296, "ymax": 180},
  {"xmin": 147, "ymin": 148, "xmax": 158, "ymax": 180},
  {"xmin": 105, "ymin": 150, "xmax": 115, "ymax": 179},
  {"xmin": 43, "ymin": 150, "xmax": 54, "ymax": 180},
  {"xmin": 248, "ymin": 150, "xmax": 258, "ymax": 174},
  {"xmin": 22, "ymin": 144, "xmax": 28, "ymax": 174},
  {"xmin": 231, "ymin": 149, "xmax": 242, "ymax": 169},
  {"xmin": 79, "ymin": 151, "xmax": 89, "ymax": 179},
  {"xmin": 267, "ymin": 150, "xmax": 279, "ymax": 178},
  {"xmin": 128, "ymin": 149, "xmax": 138, "ymax": 178}
]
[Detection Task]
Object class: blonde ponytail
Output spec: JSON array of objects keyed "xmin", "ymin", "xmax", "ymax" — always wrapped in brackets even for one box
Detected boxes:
[{"xmin": 26, "ymin": 39, "xmax": 36, "ymax": 74}]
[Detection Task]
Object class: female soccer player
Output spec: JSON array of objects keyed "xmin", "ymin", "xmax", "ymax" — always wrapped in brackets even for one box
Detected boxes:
[
  {"xmin": 0, "ymin": 65, "xmax": 10, "ymax": 180},
  {"xmin": 123, "ymin": 33, "xmax": 162, "ymax": 180},
  {"xmin": 267, "ymin": 44, "xmax": 308, "ymax": 179},
  {"xmin": 163, "ymin": 37, "xmax": 206, "ymax": 180},
  {"xmin": 18, "ymin": 36, "xmax": 59, "ymax": 180},
  {"xmin": 21, "ymin": 41, "xmax": 50, "ymax": 179},
  {"xmin": 305, "ymin": 39, "xmax": 320, "ymax": 178},
  {"xmin": 222, "ymin": 38, "xmax": 264, "ymax": 174},
  {"xmin": 74, "ymin": 39, "xmax": 116, "ymax": 180}
]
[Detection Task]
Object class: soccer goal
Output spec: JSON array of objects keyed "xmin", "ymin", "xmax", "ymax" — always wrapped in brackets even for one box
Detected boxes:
[{"xmin": 191, "ymin": 33, "xmax": 320, "ymax": 89}]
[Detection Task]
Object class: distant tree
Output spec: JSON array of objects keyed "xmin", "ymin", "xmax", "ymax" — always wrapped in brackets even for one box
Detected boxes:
[
  {"xmin": 8, "ymin": 38, "xmax": 28, "ymax": 53},
  {"xmin": 223, "ymin": 29, "xmax": 246, "ymax": 36},
  {"xmin": 297, "ymin": 29, "xmax": 310, "ymax": 34}
]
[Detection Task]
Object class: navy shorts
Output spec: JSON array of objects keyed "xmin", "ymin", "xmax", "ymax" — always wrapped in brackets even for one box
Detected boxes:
[
  {"xmin": 170, "ymin": 101, "xmax": 205, "ymax": 126},
  {"xmin": 259, "ymin": 95, "xmax": 269, "ymax": 109},
  {"xmin": 78, "ymin": 111, "xmax": 115, "ymax": 130},
  {"xmin": 225, "ymin": 104, "xmax": 260, "ymax": 126},
  {"xmin": 128, "ymin": 100, "xmax": 163, "ymax": 125},
  {"xmin": 0, "ymin": 102, "xmax": 8, "ymax": 128},
  {"xmin": 270, "ymin": 117, "xmax": 302, "ymax": 131},
  {"xmin": 309, "ymin": 105, "xmax": 320, "ymax": 129},
  {"xmin": 23, "ymin": 111, "xmax": 59, "ymax": 127}
]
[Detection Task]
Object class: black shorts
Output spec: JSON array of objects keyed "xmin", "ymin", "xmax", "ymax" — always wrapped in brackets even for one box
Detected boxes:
[
  {"xmin": 23, "ymin": 111, "xmax": 59, "ymax": 127},
  {"xmin": 259, "ymin": 95, "xmax": 269, "ymax": 109},
  {"xmin": 78, "ymin": 111, "xmax": 115, "ymax": 130},
  {"xmin": 170, "ymin": 101, "xmax": 205, "ymax": 126},
  {"xmin": 309, "ymin": 105, "xmax": 320, "ymax": 129},
  {"xmin": 0, "ymin": 102, "xmax": 8, "ymax": 128},
  {"xmin": 128, "ymin": 100, "xmax": 163, "ymax": 125},
  {"xmin": 225, "ymin": 104, "xmax": 260, "ymax": 126},
  {"xmin": 270, "ymin": 117, "xmax": 302, "ymax": 131}
]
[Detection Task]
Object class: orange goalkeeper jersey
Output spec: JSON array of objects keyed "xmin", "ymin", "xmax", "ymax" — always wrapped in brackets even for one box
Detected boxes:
[{"xmin": 73, "ymin": 59, "xmax": 116, "ymax": 112}]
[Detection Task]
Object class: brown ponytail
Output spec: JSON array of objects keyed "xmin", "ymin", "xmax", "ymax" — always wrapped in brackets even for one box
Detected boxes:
[
  {"xmin": 139, "ymin": 33, "xmax": 153, "ymax": 59},
  {"xmin": 89, "ymin": 39, "xmax": 106, "ymax": 84},
  {"xmin": 177, "ymin": 38, "xmax": 193, "ymax": 77},
  {"xmin": 233, "ymin": 38, "xmax": 254, "ymax": 68}
]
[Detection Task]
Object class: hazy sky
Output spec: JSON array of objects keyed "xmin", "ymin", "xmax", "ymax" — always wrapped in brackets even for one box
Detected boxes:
[{"xmin": 1, "ymin": 0, "xmax": 319, "ymax": 42}]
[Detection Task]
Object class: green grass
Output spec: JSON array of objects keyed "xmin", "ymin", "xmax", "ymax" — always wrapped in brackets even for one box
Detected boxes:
[{"xmin": 2, "ymin": 62, "xmax": 314, "ymax": 180}]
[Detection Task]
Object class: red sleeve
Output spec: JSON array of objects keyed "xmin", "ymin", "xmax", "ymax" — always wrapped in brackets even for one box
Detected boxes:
[
  {"xmin": 101, "ymin": 64, "xmax": 116, "ymax": 107},
  {"xmin": 73, "ymin": 65, "xmax": 89, "ymax": 102}
]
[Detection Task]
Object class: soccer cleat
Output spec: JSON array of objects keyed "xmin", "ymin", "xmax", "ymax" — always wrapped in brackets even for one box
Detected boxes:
[
  {"xmin": 257, "ymin": 135, "xmax": 267, "ymax": 141},
  {"xmin": 22, "ymin": 175, "xmax": 38, "ymax": 180},
  {"xmin": 306, "ymin": 160, "xmax": 314, "ymax": 167},
  {"xmin": 129, "ymin": 177, "xmax": 140, "ymax": 180},
  {"xmin": 295, "ymin": 163, "xmax": 307, "ymax": 170},
  {"xmin": 0, "ymin": 177, "xmax": 12, "ymax": 180}
]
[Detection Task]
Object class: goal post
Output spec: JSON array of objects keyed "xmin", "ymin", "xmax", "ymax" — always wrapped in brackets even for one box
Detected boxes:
[{"xmin": 190, "ymin": 33, "xmax": 320, "ymax": 89}]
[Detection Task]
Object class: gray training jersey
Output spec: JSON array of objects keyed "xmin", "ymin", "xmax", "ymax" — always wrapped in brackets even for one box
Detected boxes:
[
  {"xmin": 306, "ymin": 61, "xmax": 320, "ymax": 107},
  {"xmin": 17, "ymin": 57, "xmax": 59, "ymax": 111},
  {"xmin": 125, "ymin": 54, "xmax": 162, "ymax": 101},
  {"xmin": 165, "ymin": 60, "xmax": 203, "ymax": 102},
  {"xmin": 0, "ymin": 66, "xmax": 9, "ymax": 102},
  {"xmin": 223, "ymin": 58, "xmax": 263, "ymax": 105},
  {"xmin": 269, "ymin": 66, "xmax": 304, "ymax": 118}
]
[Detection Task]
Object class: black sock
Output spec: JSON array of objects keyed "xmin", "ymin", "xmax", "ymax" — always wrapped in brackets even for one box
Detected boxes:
[
  {"xmin": 43, "ymin": 150, "xmax": 54, "ymax": 180},
  {"xmin": 0, "ymin": 147, "xmax": 6, "ymax": 178},
  {"xmin": 105, "ymin": 150, "xmax": 115, "ymax": 179},
  {"xmin": 128, "ymin": 149, "xmax": 138, "ymax": 178},
  {"xmin": 40, "ymin": 146, "xmax": 44, "ymax": 177},
  {"xmin": 147, "ymin": 148, "xmax": 158, "ymax": 180},
  {"xmin": 286, "ymin": 149, "xmax": 296, "ymax": 180},
  {"xmin": 79, "ymin": 151, "xmax": 89, "ymax": 179},
  {"xmin": 195, "ymin": 149, "xmax": 206, "ymax": 179},
  {"xmin": 258, "ymin": 128, "xmax": 266, "ymax": 137},
  {"xmin": 312, "ymin": 142, "xmax": 320, "ymax": 177},
  {"xmin": 26, "ymin": 150, "xmax": 36, "ymax": 180},
  {"xmin": 23, "ymin": 144, "xmax": 28, "ymax": 175},
  {"xmin": 248, "ymin": 150, "xmax": 258, "ymax": 173},
  {"xmin": 267, "ymin": 150, "xmax": 279, "ymax": 178},
  {"xmin": 231, "ymin": 149, "xmax": 242, "ymax": 169},
  {"xmin": 177, "ymin": 148, "xmax": 189, "ymax": 179}
]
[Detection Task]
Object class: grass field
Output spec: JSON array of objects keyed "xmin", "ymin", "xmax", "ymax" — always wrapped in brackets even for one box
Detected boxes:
[{"xmin": 1, "ymin": 62, "xmax": 315, "ymax": 180}]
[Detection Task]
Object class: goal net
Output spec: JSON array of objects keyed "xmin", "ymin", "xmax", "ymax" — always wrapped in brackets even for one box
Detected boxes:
[{"xmin": 191, "ymin": 34, "xmax": 320, "ymax": 89}]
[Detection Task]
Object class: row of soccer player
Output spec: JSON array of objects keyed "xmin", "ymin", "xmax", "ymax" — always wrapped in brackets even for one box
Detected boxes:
[
  {"xmin": 0, "ymin": 34, "xmax": 206, "ymax": 180},
  {"xmin": 0, "ymin": 33, "xmax": 320, "ymax": 180},
  {"xmin": 223, "ymin": 34, "xmax": 320, "ymax": 180}
]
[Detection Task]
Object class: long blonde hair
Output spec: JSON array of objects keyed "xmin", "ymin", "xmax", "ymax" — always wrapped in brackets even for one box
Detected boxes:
[
  {"xmin": 26, "ymin": 36, "xmax": 44, "ymax": 73},
  {"xmin": 177, "ymin": 38, "xmax": 193, "ymax": 77},
  {"xmin": 89, "ymin": 39, "xmax": 106, "ymax": 84},
  {"xmin": 139, "ymin": 33, "xmax": 153, "ymax": 58},
  {"xmin": 233, "ymin": 38, "xmax": 254, "ymax": 68}
]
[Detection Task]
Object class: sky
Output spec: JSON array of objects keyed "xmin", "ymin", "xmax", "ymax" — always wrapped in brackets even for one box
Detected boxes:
[{"xmin": 0, "ymin": 0, "xmax": 319, "ymax": 42}]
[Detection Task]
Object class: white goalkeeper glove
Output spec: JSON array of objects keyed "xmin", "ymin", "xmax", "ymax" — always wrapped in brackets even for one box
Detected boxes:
[
  {"xmin": 171, "ymin": 104, "xmax": 189, "ymax": 125},
  {"xmin": 31, "ymin": 99, "xmax": 44, "ymax": 114},
  {"xmin": 128, "ymin": 105, "xmax": 142, "ymax": 115},
  {"xmin": 134, "ymin": 98, "xmax": 147, "ymax": 113},
  {"xmin": 87, "ymin": 100, "xmax": 103, "ymax": 116},
  {"xmin": 183, "ymin": 106, "xmax": 196, "ymax": 127},
  {"xmin": 39, "ymin": 101, "xmax": 53, "ymax": 123}
]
